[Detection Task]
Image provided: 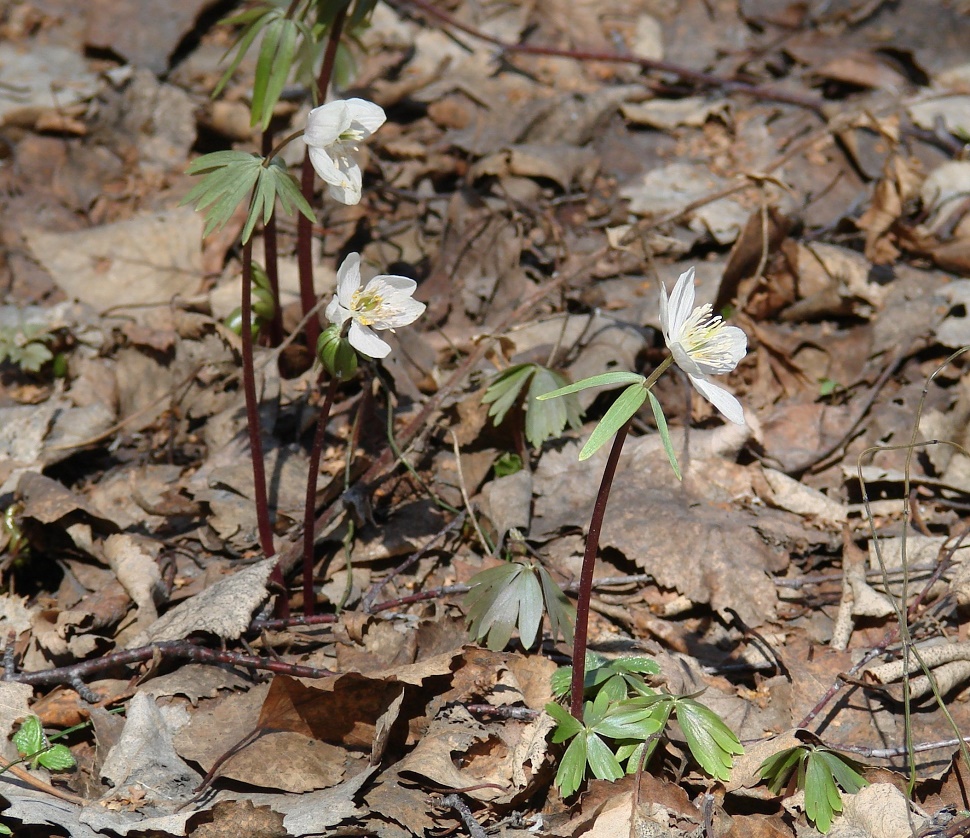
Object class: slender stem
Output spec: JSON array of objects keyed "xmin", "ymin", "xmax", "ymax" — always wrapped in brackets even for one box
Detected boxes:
[
  {"xmin": 241, "ymin": 242, "xmax": 277, "ymax": 560},
  {"xmin": 260, "ymin": 131, "xmax": 283, "ymax": 347},
  {"xmin": 297, "ymin": 4, "xmax": 349, "ymax": 350},
  {"xmin": 570, "ymin": 417, "xmax": 633, "ymax": 720},
  {"xmin": 302, "ymin": 375, "xmax": 339, "ymax": 616}
]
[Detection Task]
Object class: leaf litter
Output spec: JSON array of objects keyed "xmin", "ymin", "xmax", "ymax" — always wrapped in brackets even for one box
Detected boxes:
[{"xmin": 3, "ymin": 0, "xmax": 970, "ymax": 835}]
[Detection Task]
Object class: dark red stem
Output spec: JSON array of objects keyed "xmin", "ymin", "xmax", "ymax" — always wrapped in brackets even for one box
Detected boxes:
[
  {"xmin": 297, "ymin": 4, "xmax": 349, "ymax": 350},
  {"xmin": 569, "ymin": 418, "xmax": 632, "ymax": 720},
  {"xmin": 241, "ymin": 242, "xmax": 277, "ymax": 561},
  {"xmin": 303, "ymin": 375, "xmax": 339, "ymax": 615},
  {"xmin": 260, "ymin": 131, "xmax": 284, "ymax": 347}
]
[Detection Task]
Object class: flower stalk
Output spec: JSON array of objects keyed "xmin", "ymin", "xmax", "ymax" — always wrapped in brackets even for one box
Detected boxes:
[
  {"xmin": 569, "ymin": 415, "xmax": 633, "ymax": 720},
  {"xmin": 302, "ymin": 375, "xmax": 340, "ymax": 616},
  {"xmin": 297, "ymin": 3, "xmax": 348, "ymax": 350}
]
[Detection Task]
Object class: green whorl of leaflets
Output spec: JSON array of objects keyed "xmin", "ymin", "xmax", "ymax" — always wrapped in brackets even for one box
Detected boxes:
[
  {"xmin": 759, "ymin": 744, "xmax": 869, "ymax": 833},
  {"xmin": 464, "ymin": 561, "xmax": 575, "ymax": 652},
  {"xmin": 182, "ymin": 152, "xmax": 315, "ymax": 243},
  {"xmin": 545, "ymin": 655, "xmax": 744, "ymax": 797},
  {"xmin": 537, "ymin": 370, "xmax": 681, "ymax": 477}
]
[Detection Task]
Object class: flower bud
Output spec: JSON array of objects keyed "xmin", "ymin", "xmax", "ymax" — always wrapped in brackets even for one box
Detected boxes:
[
  {"xmin": 224, "ymin": 306, "xmax": 260, "ymax": 339},
  {"xmin": 317, "ymin": 324, "xmax": 358, "ymax": 381}
]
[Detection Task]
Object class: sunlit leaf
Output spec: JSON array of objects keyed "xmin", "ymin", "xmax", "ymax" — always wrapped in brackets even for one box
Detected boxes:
[
  {"xmin": 537, "ymin": 371, "xmax": 645, "ymax": 401},
  {"xmin": 526, "ymin": 367, "xmax": 583, "ymax": 448},
  {"xmin": 556, "ymin": 733, "xmax": 588, "ymax": 798},
  {"xmin": 12, "ymin": 716, "xmax": 43, "ymax": 758},
  {"xmin": 578, "ymin": 383, "xmax": 647, "ymax": 460},
  {"xmin": 675, "ymin": 698, "xmax": 743, "ymax": 781},
  {"xmin": 647, "ymin": 390, "xmax": 681, "ymax": 480},
  {"xmin": 482, "ymin": 364, "xmax": 532, "ymax": 424},
  {"xmin": 38, "ymin": 744, "xmax": 75, "ymax": 771},
  {"xmin": 585, "ymin": 731, "xmax": 624, "ymax": 782}
]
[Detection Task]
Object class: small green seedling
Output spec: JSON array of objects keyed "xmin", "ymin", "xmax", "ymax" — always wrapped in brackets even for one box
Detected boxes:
[
  {"xmin": 547, "ymin": 654, "xmax": 743, "ymax": 797},
  {"xmin": 759, "ymin": 743, "xmax": 868, "ymax": 833},
  {"xmin": 0, "ymin": 322, "xmax": 55, "ymax": 374},
  {"xmin": 10, "ymin": 715, "xmax": 76, "ymax": 773},
  {"xmin": 224, "ymin": 261, "xmax": 278, "ymax": 339}
]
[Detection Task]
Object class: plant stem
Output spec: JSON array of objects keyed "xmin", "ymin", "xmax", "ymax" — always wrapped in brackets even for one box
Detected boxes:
[
  {"xmin": 261, "ymin": 130, "xmax": 284, "ymax": 347},
  {"xmin": 241, "ymin": 242, "xmax": 277, "ymax": 561},
  {"xmin": 296, "ymin": 4, "xmax": 348, "ymax": 351},
  {"xmin": 569, "ymin": 417, "xmax": 632, "ymax": 720},
  {"xmin": 302, "ymin": 375, "xmax": 339, "ymax": 616}
]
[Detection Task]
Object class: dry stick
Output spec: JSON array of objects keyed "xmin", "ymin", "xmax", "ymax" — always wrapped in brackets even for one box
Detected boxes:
[
  {"xmin": 438, "ymin": 794, "xmax": 488, "ymax": 838},
  {"xmin": 0, "ymin": 760, "xmax": 87, "ymax": 806},
  {"xmin": 296, "ymin": 4, "xmax": 347, "ymax": 351},
  {"xmin": 397, "ymin": 0, "xmax": 826, "ymax": 116},
  {"xmin": 361, "ymin": 509, "xmax": 466, "ymax": 613},
  {"xmin": 797, "ymin": 526, "xmax": 970, "ymax": 729},
  {"xmin": 4, "ymin": 640, "xmax": 335, "ymax": 688},
  {"xmin": 302, "ymin": 376, "xmax": 340, "ymax": 616}
]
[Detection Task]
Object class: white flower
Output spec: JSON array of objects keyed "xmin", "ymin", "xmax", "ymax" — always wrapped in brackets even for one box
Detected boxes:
[
  {"xmin": 304, "ymin": 98, "xmax": 386, "ymax": 205},
  {"xmin": 326, "ymin": 253, "xmax": 425, "ymax": 358},
  {"xmin": 660, "ymin": 267, "xmax": 747, "ymax": 424}
]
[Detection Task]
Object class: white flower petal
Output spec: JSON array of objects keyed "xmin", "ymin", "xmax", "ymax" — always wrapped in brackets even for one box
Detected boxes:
[
  {"xmin": 304, "ymin": 101, "xmax": 350, "ymax": 147},
  {"xmin": 335, "ymin": 253, "xmax": 362, "ymax": 306},
  {"xmin": 325, "ymin": 297, "xmax": 349, "ymax": 326},
  {"xmin": 667, "ymin": 267, "xmax": 697, "ymax": 339},
  {"xmin": 328, "ymin": 159, "xmax": 362, "ymax": 205},
  {"xmin": 327, "ymin": 179, "xmax": 361, "ymax": 205},
  {"xmin": 689, "ymin": 374, "xmax": 745, "ymax": 425},
  {"xmin": 348, "ymin": 321, "xmax": 392, "ymax": 358},
  {"xmin": 308, "ymin": 146, "xmax": 343, "ymax": 187},
  {"xmin": 345, "ymin": 98, "xmax": 387, "ymax": 134}
]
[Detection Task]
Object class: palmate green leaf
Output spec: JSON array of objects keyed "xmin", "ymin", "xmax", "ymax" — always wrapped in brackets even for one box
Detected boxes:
[
  {"xmin": 252, "ymin": 16, "xmax": 302, "ymax": 130},
  {"xmin": 674, "ymin": 698, "xmax": 743, "ymax": 782},
  {"xmin": 38, "ymin": 743, "xmax": 75, "ymax": 771},
  {"xmin": 579, "ymin": 383, "xmax": 647, "ymax": 460},
  {"xmin": 16, "ymin": 341, "xmax": 53, "ymax": 373},
  {"xmin": 759, "ymin": 746, "xmax": 806, "ymax": 794},
  {"xmin": 526, "ymin": 367, "xmax": 582, "ymax": 449},
  {"xmin": 182, "ymin": 152, "xmax": 262, "ymax": 238},
  {"xmin": 546, "ymin": 701, "xmax": 583, "ymax": 743},
  {"xmin": 594, "ymin": 701, "xmax": 664, "ymax": 741},
  {"xmin": 537, "ymin": 564, "xmax": 575, "ymax": 644},
  {"xmin": 243, "ymin": 158, "xmax": 315, "ymax": 243},
  {"xmin": 464, "ymin": 561, "xmax": 544, "ymax": 651},
  {"xmin": 804, "ymin": 751, "xmax": 842, "ymax": 833},
  {"xmin": 212, "ymin": 5, "xmax": 277, "ymax": 99},
  {"xmin": 12, "ymin": 716, "xmax": 43, "ymax": 758},
  {"xmin": 482, "ymin": 364, "xmax": 533, "ymax": 424},
  {"xmin": 815, "ymin": 749, "xmax": 868, "ymax": 795},
  {"xmin": 585, "ymin": 731, "xmax": 624, "ymax": 783},
  {"xmin": 537, "ymin": 371, "xmax": 645, "ymax": 401},
  {"xmin": 647, "ymin": 390, "xmax": 681, "ymax": 480},
  {"xmin": 556, "ymin": 733, "xmax": 588, "ymax": 798}
]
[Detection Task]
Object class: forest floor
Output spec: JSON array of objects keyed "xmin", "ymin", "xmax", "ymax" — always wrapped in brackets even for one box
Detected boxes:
[{"xmin": 3, "ymin": 0, "xmax": 970, "ymax": 836}]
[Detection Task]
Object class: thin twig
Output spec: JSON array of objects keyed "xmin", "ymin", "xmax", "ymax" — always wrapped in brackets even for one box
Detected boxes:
[
  {"xmin": 450, "ymin": 430, "xmax": 491, "ymax": 555},
  {"xmin": 438, "ymin": 793, "xmax": 488, "ymax": 838}
]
